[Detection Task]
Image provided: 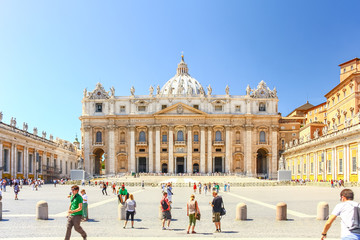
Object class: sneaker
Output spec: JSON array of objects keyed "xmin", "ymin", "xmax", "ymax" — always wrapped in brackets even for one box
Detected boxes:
[
  {"xmin": 162, "ymin": 227, "xmax": 166, "ymax": 230},
  {"xmin": 214, "ymin": 230, "xmax": 219, "ymax": 233},
  {"xmin": 187, "ymin": 231, "xmax": 190, "ymax": 234},
  {"xmin": 192, "ymin": 231, "xmax": 197, "ymax": 234},
  {"xmin": 131, "ymin": 226, "xmax": 134, "ymax": 228},
  {"xmin": 218, "ymin": 229, "xmax": 221, "ymax": 233}
]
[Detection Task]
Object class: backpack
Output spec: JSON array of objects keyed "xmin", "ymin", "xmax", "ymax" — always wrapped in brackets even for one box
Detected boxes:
[
  {"xmin": 161, "ymin": 199, "xmax": 169, "ymax": 211},
  {"xmin": 347, "ymin": 203, "xmax": 360, "ymax": 231}
]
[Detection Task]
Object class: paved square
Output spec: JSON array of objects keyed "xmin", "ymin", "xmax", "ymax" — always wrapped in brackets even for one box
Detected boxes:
[{"xmin": 0, "ymin": 180, "xmax": 351, "ymax": 239}]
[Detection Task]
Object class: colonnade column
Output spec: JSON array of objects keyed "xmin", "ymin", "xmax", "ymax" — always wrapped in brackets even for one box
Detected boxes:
[
  {"xmin": 0, "ymin": 141, "xmax": 3, "ymax": 178},
  {"xmin": 225, "ymin": 126, "xmax": 231, "ymax": 173},
  {"xmin": 245, "ymin": 125, "xmax": 253, "ymax": 176},
  {"xmin": 344, "ymin": 144, "xmax": 349, "ymax": 182},
  {"xmin": 207, "ymin": 127, "xmax": 212, "ymax": 173},
  {"xmin": 11, "ymin": 144, "xmax": 16, "ymax": 178},
  {"xmin": 89, "ymin": 154, "xmax": 95, "ymax": 176},
  {"xmin": 24, "ymin": 147, "xmax": 28, "ymax": 178},
  {"xmin": 271, "ymin": 126, "xmax": 278, "ymax": 179},
  {"xmin": 83, "ymin": 126, "xmax": 92, "ymax": 175},
  {"xmin": 168, "ymin": 126, "xmax": 174, "ymax": 173},
  {"xmin": 200, "ymin": 126, "xmax": 206, "ymax": 174},
  {"xmin": 108, "ymin": 125, "xmax": 116, "ymax": 174},
  {"xmin": 187, "ymin": 126, "xmax": 192, "ymax": 173},
  {"xmin": 357, "ymin": 142, "xmax": 360, "ymax": 183},
  {"xmin": 155, "ymin": 126, "xmax": 161, "ymax": 173},
  {"xmin": 129, "ymin": 126, "xmax": 136, "ymax": 172},
  {"xmin": 148, "ymin": 126, "xmax": 154, "ymax": 173}
]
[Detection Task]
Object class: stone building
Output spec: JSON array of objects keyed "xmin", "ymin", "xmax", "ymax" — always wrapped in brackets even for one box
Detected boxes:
[
  {"xmin": 80, "ymin": 55, "xmax": 280, "ymax": 178},
  {"xmin": 0, "ymin": 113, "xmax": 80, "ymax": 180},
  {"xmin": 282, "ymin": 58, "xmax": 360, "ymax": 182}
]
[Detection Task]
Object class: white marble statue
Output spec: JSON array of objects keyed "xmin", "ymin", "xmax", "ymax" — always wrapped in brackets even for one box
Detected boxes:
[
  {"xmin": 199, "ymin": 86, "xmax": 205, "ymax": 95},
  {"xmin": 156, "ymin": 85, "xmax": 160, "ymax": 95},
  {"xmin": 279, "ymin": 155, "xmax": 286, "ymax": 170},
  {"xmin": 0, "ymin": 111, "xmax": 2, "ymax": 122},
  {"xmin": 149, "ymin": 85, "xmax": 154, "ymax": 96},
  {"xmin": 10, "ymin": 117, "xmax": 17, "ymax": 127},
  {"xmin": 83, "ymin": 88, "xmax": 87, "ymax": 98},
  {"xmin": 246, "ymin": 85, "xmax": 251, "ymax": 96},
  {"xmin": 313, "ymin": 128, "xmax": 319, "ymax": 139},
  {"xmin": 33, "ymin": 127, "xmax": 38, "ymax": 135},
  {"xmin": 225, "ymin": 85, "xmax": 230, "ymax": 95},
  {"xmin": 50, "ymin": 134, "xmax": 53, "ymax": 141},
  {"xmin": 322, "ymin": 125, "xmax": 328, "ymax": 135},
  {"xmin": 110, "ymin": 86, "xmax": 115, "ymax": 97},
  {"xmin": 130, "ymin": 86, "xmax": 135, "ymax": 96},
  {"xmin": 187, "ymin": 86, "xmax": 192, "ymax": 95},
  {"xmin": 207, "ymin": 85, "xmax": 212, "ymax": 96},
  {"xmin": 23, "ymin": 122, "xmax": 28, "ymax": 131},
  {"xmin": 42, "ymin": 131, "xmax": 47, "ymax": 138}
]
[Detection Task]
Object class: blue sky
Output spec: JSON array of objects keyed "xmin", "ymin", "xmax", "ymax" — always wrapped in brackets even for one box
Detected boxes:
[{"xmin": 0, "ymin": 0, "xmax": 359, "ymax": 142}]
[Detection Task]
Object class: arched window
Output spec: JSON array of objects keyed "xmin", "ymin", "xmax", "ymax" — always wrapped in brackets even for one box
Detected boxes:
[
  {"xmin": 215, "ymin": 131, "xmax": 222, "ymax": 141},
  {"xmin": 259, "ymin": 102, "xmax": 266, "ymax": 112},
  {"xmin": 139, "ymin": 131, "xmax": 146, "ymax": 142},
  {"xmin": 177, "ymin": 131, "xmax": 184, "ymax": 141},
  {"xmin": 96, "ymin": 131, "xmax": 102, "ymax": 143},
  {"xmin": 236, "ymin": 131, "xmax": 240, "ymax": 141},
  {"xmin": 259, "ymin": 131, "xmax": 266, "ymax": 143}
]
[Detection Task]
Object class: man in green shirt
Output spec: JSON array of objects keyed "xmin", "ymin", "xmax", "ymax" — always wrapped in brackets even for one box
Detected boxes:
[
  {"xmin": 65, "ymin": 185, "xmax": 87, "ymax": 240},
  {"xmin": 118, "ymin": 184, "xmax": 129, "ymax": 204}
]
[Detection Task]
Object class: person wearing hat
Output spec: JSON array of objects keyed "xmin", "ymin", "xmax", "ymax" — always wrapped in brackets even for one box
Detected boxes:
[{"xmin": 118, "ymin": 184, "xmax": 129, "ymax": 204}]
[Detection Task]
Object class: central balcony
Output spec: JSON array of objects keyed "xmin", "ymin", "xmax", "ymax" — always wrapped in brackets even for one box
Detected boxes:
[
  {"xmin": 94, "ymin": 142, "xmax": 104, "ymax": 146},
  {"xmin": 174, "ymin": 141, "xmax": 186, "ymax": 146},
  {"xmin": 136, "ymin": 141, "xmax": 147, "ymax": 146},
  {"xmin": 213, "ymin": 141, "xmax": 224, "ymax": 146}
]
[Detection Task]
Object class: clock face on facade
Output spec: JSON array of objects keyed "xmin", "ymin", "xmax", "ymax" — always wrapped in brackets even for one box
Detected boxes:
[{"xmin": 97, "ymin": 92, "xmax": 101, "ymax": 95}]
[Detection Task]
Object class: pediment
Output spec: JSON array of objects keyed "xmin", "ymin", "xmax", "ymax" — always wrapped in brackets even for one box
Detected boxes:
[{"xmin": 154, "ymin": 103, "xmax": 207, "ymax": 116}]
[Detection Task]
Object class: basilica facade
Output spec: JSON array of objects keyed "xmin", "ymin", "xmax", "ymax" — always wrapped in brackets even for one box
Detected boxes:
[{"xmin": 80, "ymin": 55, "xmax": 280, "ymax": 178}]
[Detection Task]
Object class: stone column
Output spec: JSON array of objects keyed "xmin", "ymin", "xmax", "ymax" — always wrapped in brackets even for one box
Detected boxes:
[
  {"xmin": 148, "ymin": 126, "xmax": 154, "ymax": 173},
  {"xmin": 245, "ymin": 125, "xmax": 253, "ymax": 176},
  {"xmin": 332, "ymin": 147, "xmax": 336, "ymax": 180},
  {"xmin": 155, "ymin": 126, "xmax": 161, "ymax": 173},
  {"xmin": 357, "ymin": 142, "xmax": 360, "ymax": 183},
  {"xmin": 271, "ymin": 126, "xmax": 278, "ymax": 179},
  {"xmin": 108, "ymin": 125, "xmax": 116, "ymax": 174},
  {"xmin": 207, "ymin": 127, "xmax": 212, "ymax": 173},
  {"xmin": 168, "ymin": 126, "xmax": 174, "ymax": 173},
  {"xmin": 83, "ymin": 126, "xmax": 92, "ymax": 175},
  {"xmin": 24, "ymin": 147, "xmax": 28, "ymax": 178},
  {"xmin": 186, "ymin": 126, "xmax": 193, "ymax": 173},
  {"xmin": 345, "ymin": 144, "xmax": 350, "ymax": 182},
  {"xmin": 306, "ymin": 153, "xmax": 310, "ymax": 180},
  {"xmin": 12, "ymin": 144, "xmax": 16, "ymax": 178},
  {"xmin": 200, "ymin": 126, "xmax": 206, "ymax": 174},
  {"xmin": 225, "ymin": 126, "xmax": 231, "ymax": 173},
  {"xmin": 89, "ymin": 154, "xmax": 95, "ymax": 175},
  {"xmin": 0, "ymin": 141, "xmax": 3, "ymax": 179},
  {"xmin": 129, "ymin": 126, "xmax": 136, "ymax": 172}
]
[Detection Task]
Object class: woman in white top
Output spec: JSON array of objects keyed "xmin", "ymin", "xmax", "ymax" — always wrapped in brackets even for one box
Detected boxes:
[
  {"xmin": 187, "ymin": 194, "xmax": 200, "ymax": 234},
  {"xmin": 81, "ymin": 189, "xmax": 88, "ymax": 221},
  {"xmin": 124, "ymin": 194, "xmax": 136, "ymax": 228}
]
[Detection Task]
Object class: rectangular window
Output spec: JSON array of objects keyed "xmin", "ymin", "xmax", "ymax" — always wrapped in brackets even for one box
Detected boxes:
[
  {"xmin": 29, "ymin": 154, "xmax": 33, "ymax": 173},
  {"xmin": 339, "ymin": 158, "xmax": 343, "ymax": 173},
  {"xmin": 3, "ymin": 149, "xmax": 9, "ymax": 172},
  {"xmin": 38, "ymin": 155, "xmax": 42, "ymax": 173},
  {"xmin": 303, "ymin": 163, "xmax": 306, "ymax": 174},
  {"xmin": 60, "ymin": 160, "xmax": 63, "ymax": 173},
  {"xmin": 66, "ymin": 161, "xmax": 68, "ymax": 174},
  {"xmin": 194, "ymin": 134, "xmax": 199, "ymax": 142},
  {"xmin": 235, "ymin": 105, "xmax": 241, "ymax": 112},
  {"xmin": 216, "ymin": 148, "xmax": 222, "ymax": 152},
  {"xmin": 327, "ymin": 160, "xmax": 331, "ymax": 173},
  {"xmin": 120, "ymin": 106, "xmax": 126, "ymax": 112},
  {"xmin": 352, "ymin": 156, "xmax": 357, "ymax": 173},
  {"xmin": 138, "ymin": 106, "xmax": 146, "ymax": 112},
  {"xmin": 311, "ymin": 162, "xmax": 314, "ymax": 174},
  {"xmin": 298, "ymin": 164, "xmax": 300, "ymax": 173},
  {"xmin": 215, "ymin": 105, "xmax": 223, "ymax": 111},
  {"xmin": 95, "ymin": 103, "xmax": 103, "ymax": 112},
  {"xmin": 17, "ymin": 151, "xmax": 22, "ymax": 172},
  {"xmin": 54, "ymin": 159, "xmax": 57, "ymax": 169},
  {"xmin": 162, "ymin": 148, "xmax": 167, "ymax": 153},
  {"xmin": 47, "ymin": 157, "xmax": 50, "ymax": 168},
  {"xmin": 194, "ymin": 148, "xmax": 199, "ymax": 152},
  {"xmin": 162, "ymin": 134, "xmax": 167, "ymax": 142},
  {"xmin": 70, "ymin": 162, "xmax": 73, "ymax": 170},
  {"xmin": 193, "ymin": 105, "xmax": 199, "ymax": 109},
  {"xmin": 161, "ymin": 105, "xmax": 167, "ymax": 110},
  {"xmin": 139, "ymin": 149, "xmax": 145, "ymax": 152}
]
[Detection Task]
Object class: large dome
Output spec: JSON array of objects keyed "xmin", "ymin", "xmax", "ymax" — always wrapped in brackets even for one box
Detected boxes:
[{"xmin": 160, "ymin": 55, "xmax": 204, "ymax": 96}]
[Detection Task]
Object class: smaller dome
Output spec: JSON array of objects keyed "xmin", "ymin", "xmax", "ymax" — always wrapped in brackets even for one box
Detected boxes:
[{"xmin": 160, "ymin": 55, "xmax": 204, "ymax": 96}]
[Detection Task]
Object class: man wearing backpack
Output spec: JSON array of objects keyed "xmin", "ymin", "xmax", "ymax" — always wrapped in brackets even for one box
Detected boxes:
[
  {"xmin": 160, "ymin": 192, "xmax": 171, "ymax": 230},
  {"xmin": 321, "ymin": 189, "xmax": 360, "ymax": 240}
]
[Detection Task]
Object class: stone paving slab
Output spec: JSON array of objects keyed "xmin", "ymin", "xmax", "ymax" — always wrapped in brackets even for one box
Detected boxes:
[{"xmin": 2, "ymin": 238, "xmax": 339, "ymax": 240}]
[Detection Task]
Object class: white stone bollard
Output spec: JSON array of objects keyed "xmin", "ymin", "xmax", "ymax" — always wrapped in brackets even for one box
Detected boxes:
[
  {"xmin": 276, "ymin": 202, "xmax": 287, "ymax": 221},
  {"xmin": 36, "ymin": 201, "xmax": 48, "ymax": 220},
  {"xmin": 235, "ymin": 203, "xmax": 247, "ymax": 220},
  {"xmin": 0, "ymin": 202, "xmax": 2, "ymax": 220},
  {"xmin": 317, "ymin": 202, "xmax": 329, "ymax": 220},
  {"xmin": 118, "ymin": 204, "xmax": 126, "ymax": 220}
]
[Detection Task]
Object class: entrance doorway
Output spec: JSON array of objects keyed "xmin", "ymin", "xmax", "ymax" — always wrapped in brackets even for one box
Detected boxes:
[
  {"xmin": 214, "ymin": 157, "xmax": 223, "ymax": 173},
  {"xmin": 256, "ymin": 149, "xmax": 268, "ymax": 176},
  {"xmin": 162, "ymin": 163, "xmax": 168, "ymax": 173},
  {"xmin": 176, "ymin": 157, "xmax": 185, "ymax": 173},
  {"xmin": 94, "ymin": 149, "xmax": 105, "ymax": 175},
  {"xmin": 138, "ymin": 157, "xmax": 147, "ymax": 173},
  {"xmin": 193, "ymin": 163, "xmax": 199, "ymax": 173}
]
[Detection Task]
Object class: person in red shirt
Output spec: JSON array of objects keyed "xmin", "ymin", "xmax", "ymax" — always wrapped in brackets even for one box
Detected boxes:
[
  {"xmin": 193, "ymin": 183, "xmax": 197, "ymax": 193},
  {"xmin": 160, "ymin": 192, "xmax": 171, "ymax": 230}
]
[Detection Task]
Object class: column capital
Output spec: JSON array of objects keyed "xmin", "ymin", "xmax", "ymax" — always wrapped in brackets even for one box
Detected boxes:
[
  {"xmin": 168, "ymin": 125, "xmax": 174, "ymax": 131},
  {"xmin": 128, "ymin": 125, "xmax": 136, "ymax": 130},
  {"xmin": 106, "ymin": 125, "xmax": 117, "ymax": 130},
  {"xmin": 225, "ymin": 125, "xmax": 232, "ymax": 130},
  {"xmin": 199, "ymin": 125, "xmax": 206, "ymax": 130},
  {"xmin": 244, "ymin": 124, "xmax": 254, "ymax": 131},
  {"xmin": 186, "ymin": 125, "xmax": 193, "ymax": 130}
]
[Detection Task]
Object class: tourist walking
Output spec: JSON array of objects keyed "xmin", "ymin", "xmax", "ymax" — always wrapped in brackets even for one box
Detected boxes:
[
  {"xmin": 81, "ymin": 189, "xmax": 88, "ymax": 221},
  {"xmin": 102, "ymin": 182, "xmax": 108, "ymax": 195},
  {"xmin": 112, "ymin": 183, "xmax": 116, "ymax": 195},
  {"xmin": 209, "ymin": 191, "xmax": 223, "ymax": 233},
  {"xmin": 198, "ymin": 182, "xmax": 202, "ymax": 194},
  {"xmin": 227, "ymin": 183, "xmax": 230, "ymax": 192},
  {"xmin": 118, "ymin": 184, "xmax": 129, "ymax": 204},
  {"xmin": 187, "ymin": 194, "xmax": 200, "ymax": 234},
  {"xmin": 321, "ymin": 189, "xmax": 360, "ymax": 240},
  {"xmin": 65, "ymin": 185, "xmax": 87, "ymax": 240},
  {"xmin": 204, "ymin": 184, "xmax": 208, "ymax": 195},
  {"xmin": 193, "ymin": 183, "xmax": 197, "ymax": 193},
  {"xmin": 166, "ymin": 183, "xmax": 173, "ymax": 204},
  {"xmin": 331, "ymin": 179, "xmax": 334, "ymax": 188},
  {"xmin": 14, "ymin": 182, "xmax": 20, "ymax": 200},
  {"xmin": 0, "ymin": 187, "xmax": 2, "ymax": 201},
  {"xmin": 160, "ymin": 192, "xmax": 171, "ymax": 230},
  {"xmin": 123, "ymin": 194, "xmax": 136, "ymax": 228}
]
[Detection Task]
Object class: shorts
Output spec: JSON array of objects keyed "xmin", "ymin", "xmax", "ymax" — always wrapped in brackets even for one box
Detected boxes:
[
  {"xmin": 189, "ymin": 213, "xmax": 196, "ymax": 226},
  {"xmin": 212, "ymin": 212, "xmax": 221, "ymax": 222},
  {"xmin": 126, "ymin": 211, "xmax": 135, "ymax": 221},
  {"xmin": 162, "ymin": 210, "xmax": 171, "ymax": 220}
]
